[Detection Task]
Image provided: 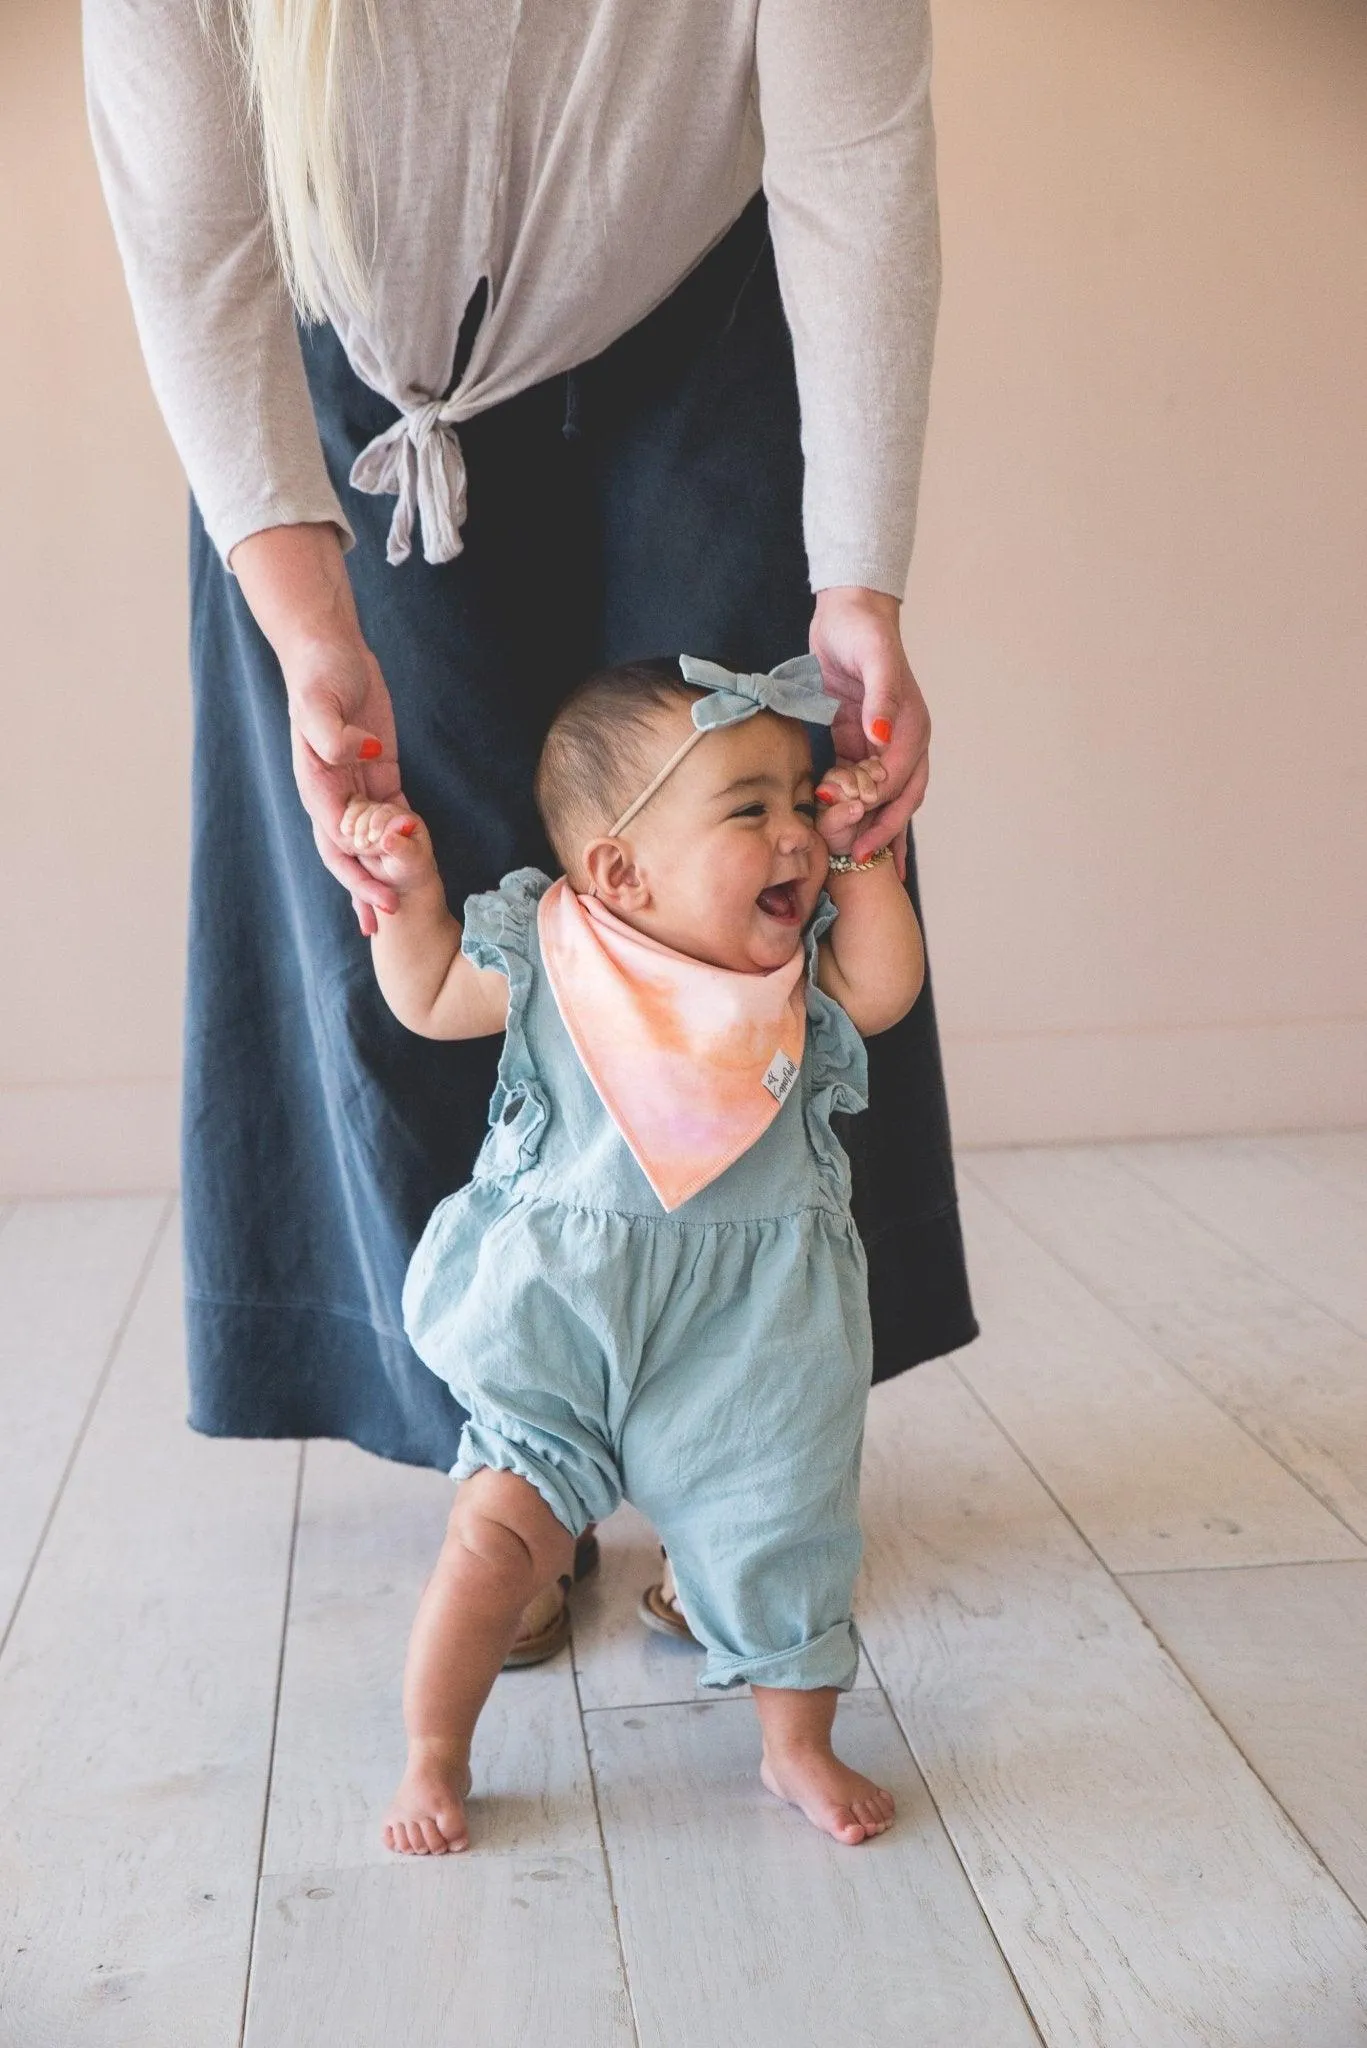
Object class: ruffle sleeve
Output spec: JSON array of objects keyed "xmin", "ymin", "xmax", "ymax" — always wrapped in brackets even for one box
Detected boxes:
[
  {"xmin": 459, "ymin": 866, "xmax": 552, "ymax": 979},
  {"xmin": 801, "ymin": 894, "xmax": 870, "ymax": 1181},
  {"xmin": 458, "ymin": 867, "xmax": 555, "ymax": 1180}
]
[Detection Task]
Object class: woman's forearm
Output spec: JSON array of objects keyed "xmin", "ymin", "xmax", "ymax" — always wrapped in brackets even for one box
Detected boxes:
[
  {"xmin": 757, "ymin": 0, "xmax": 939, "ymax": 599},
  {"xmin": 86, "ymin": 1, "xmax": 350, "ymax": 566},
  {"xmin": 230, "ymin": 521, "xmax": 363, "ymax": 666},
  {"xmin": 229, "ymin": 521, "xmax": 403, "ymax": 929}
]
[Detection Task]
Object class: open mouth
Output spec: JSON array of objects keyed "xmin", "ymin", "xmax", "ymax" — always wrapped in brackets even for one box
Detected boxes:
[{"xmin": 756, "ymin": 881, "xmax": 801, "ymax": 923}]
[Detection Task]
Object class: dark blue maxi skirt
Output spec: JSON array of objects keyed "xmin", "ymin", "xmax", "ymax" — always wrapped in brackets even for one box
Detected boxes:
[{"xmin": 184, "ymin": 198, "xmax": 977, "ymax": 1469}]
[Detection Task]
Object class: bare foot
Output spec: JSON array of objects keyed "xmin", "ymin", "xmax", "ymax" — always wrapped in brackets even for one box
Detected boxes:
[
  {"xmin": 382, "ymin": 1742, "xmax": 474, "ymax": 1856},
  {"xmin": 760, "ymin": 1745, "xmax": 895, "ymax": 1845}
]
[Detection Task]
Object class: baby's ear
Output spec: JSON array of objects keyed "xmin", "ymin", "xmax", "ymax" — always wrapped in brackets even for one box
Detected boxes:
[{"xmin": 583, "ymin": 837, "xmax": 647, "ymax": 907}]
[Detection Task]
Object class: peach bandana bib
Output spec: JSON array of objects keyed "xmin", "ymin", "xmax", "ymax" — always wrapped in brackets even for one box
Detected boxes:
[{"xmin": 537, "ymin": 876, "xmax": 808, "ymax": 1212}]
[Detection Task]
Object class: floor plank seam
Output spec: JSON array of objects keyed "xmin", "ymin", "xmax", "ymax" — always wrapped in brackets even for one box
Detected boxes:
[
  {"xmin": 939, "ymin": 1352, "xmax": 1354, "ymax": 1865},
  {"xmin": 0, "ymin": 1191, "xmax": 174, "ymax": 1669},
  {"xmin": 236, "ymin": 1439, "xmax": 307, "ymax": 2048},
  {"xmin": 1105, "ymin": 1567, "xmax": 1367, "ymax": 1936},
  {"xmin": 568, "ymin": 1627, "xmax": 645, "ymax": 2048},
  {"xmin": 1107, "ymin": 1146, "xmax": 1367, "ymax": 1346},
  {"xmin": 946, "ymin": 1354, "xmax": 1134, "ymax": 1587},
  {"xmin": 1120, "ymin": 1556, "xmax": 1367, "ymax": 1578},
  {"xmin": 850, "ymin": 1641, "xmax": 1051, "ymax": 2046},
  {"xmin": 959, "ymin": 1161, "xmax": 1367, "ymax": 1551}
]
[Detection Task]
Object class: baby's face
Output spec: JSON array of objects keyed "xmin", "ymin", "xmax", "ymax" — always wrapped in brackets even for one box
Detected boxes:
[{"xmin": 589, "ymin": 706, "xmax": 829, "ymax": 973}]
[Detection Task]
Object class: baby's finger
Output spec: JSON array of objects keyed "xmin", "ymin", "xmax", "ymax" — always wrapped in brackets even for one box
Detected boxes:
[
  {"xmin": 818, "ymin": 794, "xmax": 867, "ymax": 839},
  {"xmin": 378, "ymin": 812, "xmax": 425, "ymax": 855},
  {"xmin": 359, "ymin": 802, "xmax": 412, "ymax": 851},
  {"xmin": 339, "ymin": 795, "xmax": 373, "ymax": 845}
]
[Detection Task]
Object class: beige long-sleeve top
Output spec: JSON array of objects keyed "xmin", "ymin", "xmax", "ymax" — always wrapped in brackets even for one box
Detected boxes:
[{"xmin": 83, "ymin": 0, "xmax": 940, "ymax": 597}]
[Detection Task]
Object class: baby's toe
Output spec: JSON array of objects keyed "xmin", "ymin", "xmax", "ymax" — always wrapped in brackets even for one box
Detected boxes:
[
  {"xmin": 831, "ymin": 1805, "xmax": 870, "ymax": 1845},
  {"xmin": 436, "ymin": 1810, "xmax": 469, "ymax": 1852},
  {"xmin": 417, "ymin": 1816, "xmax": 450, "ymax": 1856}
]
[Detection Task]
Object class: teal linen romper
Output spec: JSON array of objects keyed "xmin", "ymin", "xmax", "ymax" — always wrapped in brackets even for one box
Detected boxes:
[{"xmin": 402, "ymin": 868, "xmax": 875, "ymax": 1692}]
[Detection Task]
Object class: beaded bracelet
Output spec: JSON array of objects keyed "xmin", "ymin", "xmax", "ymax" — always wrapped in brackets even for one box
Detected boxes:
[{"xmin": 826, "ymin": 844, "xmax": 896, "ymax": 876}]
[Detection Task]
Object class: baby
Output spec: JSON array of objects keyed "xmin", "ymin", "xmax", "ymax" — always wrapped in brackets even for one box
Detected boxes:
[{"xmin": 339, "ymin": 653, "xmax": 925, "ymax": 1853}]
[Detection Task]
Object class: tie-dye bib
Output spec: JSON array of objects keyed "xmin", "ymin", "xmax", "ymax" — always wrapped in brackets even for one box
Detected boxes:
[{"xmin": 536, "ymin": 877, "xmax": 807, "ymax": 1212}]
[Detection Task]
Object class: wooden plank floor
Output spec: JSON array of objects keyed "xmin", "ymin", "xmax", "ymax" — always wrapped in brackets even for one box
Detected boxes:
[{"xmin": 1, "ymin": 1136, "xmax": 1366, "ymax": 2045}]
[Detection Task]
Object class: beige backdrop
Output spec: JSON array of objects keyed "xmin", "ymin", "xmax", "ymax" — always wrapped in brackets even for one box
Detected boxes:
[{"xmin": 2, "ymin": 0, "xmax": 1365, "ymax": 1195}]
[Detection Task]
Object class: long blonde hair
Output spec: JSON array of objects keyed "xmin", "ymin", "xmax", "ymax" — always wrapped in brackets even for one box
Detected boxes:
[{"xmin": 229, "ymin": 0, "xmax": 378, "ymax": 319}]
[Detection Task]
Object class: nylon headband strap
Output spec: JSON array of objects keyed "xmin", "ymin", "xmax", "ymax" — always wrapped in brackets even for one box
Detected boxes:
[{"xmin": 606, "ymin": 725, "xmax": 709, "ymax": 837}]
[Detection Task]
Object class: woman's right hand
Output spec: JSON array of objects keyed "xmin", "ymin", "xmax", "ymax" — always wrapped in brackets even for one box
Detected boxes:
[
  {"xmin": 285, "ymin": 633, "xmax": 404, "ymax": 932},
  {"xmin": 230, "ymin": 522, "xmax": 402, "ymax": 934}
]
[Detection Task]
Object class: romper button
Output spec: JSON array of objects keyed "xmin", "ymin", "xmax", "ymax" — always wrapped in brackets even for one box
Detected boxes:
[{"xmin": 501, "ymin": 1093, "xmax": 523, "ymax": 1124}]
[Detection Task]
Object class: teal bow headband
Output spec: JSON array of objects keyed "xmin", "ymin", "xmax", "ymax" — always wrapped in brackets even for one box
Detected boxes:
[
  {"xmin": 607, "ymin": 654, "xmax": 839, "ymax": 835},
  {"xmin": 677, "ymin": 653, "xmax": 839, "ymax": 732}
]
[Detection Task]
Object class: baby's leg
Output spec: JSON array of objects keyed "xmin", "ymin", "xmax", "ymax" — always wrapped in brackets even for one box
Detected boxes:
[
  {"xmin": 384, "ymin": 1467, "xmax": 575, "ymax": 1855},
  {"xmin": 752, "ymin": 1686, "xmax": 895, "ymax": 1846}
]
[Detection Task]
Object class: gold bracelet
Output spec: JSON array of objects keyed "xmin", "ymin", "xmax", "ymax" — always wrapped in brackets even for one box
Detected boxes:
[{"xmin": 826, "ymin": 844, "xmax": 895, "ymax": 876}]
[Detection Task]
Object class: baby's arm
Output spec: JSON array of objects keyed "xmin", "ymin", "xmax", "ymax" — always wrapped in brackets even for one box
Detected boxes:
[
  {"xmin": 338, "ymin": 800, "xmax": 509, "ymax": 1039},
  {"xmin": 812, "ymin": 761, "xmax": 926, "ymax": 1036}
]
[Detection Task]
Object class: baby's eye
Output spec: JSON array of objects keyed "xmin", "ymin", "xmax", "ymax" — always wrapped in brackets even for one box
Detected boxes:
[
  {"xmin": 796, "ymin": 801, "xmax": 819, "ymax": 821},
  {"xmin": 731, "ymin": 802, "xmax": 767, "ymax": 820}
]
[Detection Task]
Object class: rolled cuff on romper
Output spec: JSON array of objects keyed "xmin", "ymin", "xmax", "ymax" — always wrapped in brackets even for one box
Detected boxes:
[{"xmin": 697, "ymin": 1619, "xmax": 861, "ymax": 1694}]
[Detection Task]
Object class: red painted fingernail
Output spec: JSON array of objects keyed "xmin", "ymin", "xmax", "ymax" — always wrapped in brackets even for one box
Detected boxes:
[
  {"xmin": 870, "ymin": 718, "xmax": 893, "ymax": 744},
  {"xmin": 359, "ymin": 737, "xmax": 383, "ymax": 761},
  {"xmin": 398, "ymin": 819, "xmax": 418, "ymax": 837},
  {"xmin": 815, "ymin": 789, "xmax": 837, "ymax": 806}
]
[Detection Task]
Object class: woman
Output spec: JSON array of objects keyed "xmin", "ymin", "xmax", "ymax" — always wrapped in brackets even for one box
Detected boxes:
[{"xmin": 85, "ymin": 0, "xmax": 976, "ymax": 1654}]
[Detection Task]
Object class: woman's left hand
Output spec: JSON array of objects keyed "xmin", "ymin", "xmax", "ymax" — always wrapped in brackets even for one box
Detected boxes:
[{"xmin": 810, "ymin": 586, "xmax": 931, "ymax": 878}]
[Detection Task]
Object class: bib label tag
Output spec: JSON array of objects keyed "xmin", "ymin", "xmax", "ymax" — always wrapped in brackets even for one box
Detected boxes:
[{"xmin": 761, "ymin": 1050, "xmax": 800, "ymax": 1105}]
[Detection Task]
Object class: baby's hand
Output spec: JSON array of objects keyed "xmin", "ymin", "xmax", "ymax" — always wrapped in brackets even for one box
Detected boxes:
[
  {"xmin": 338, "ymin": 797, "xmax": 437, "ymax": 897},
  {"xmin": 814, "ymin": 759, "xmax": 890, "ymax": 856}
]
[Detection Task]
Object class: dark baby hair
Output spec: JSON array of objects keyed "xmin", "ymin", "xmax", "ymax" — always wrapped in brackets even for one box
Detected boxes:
[{"xmin": 534, "ymin": 657, "xmax": 704, "ymax": 880}]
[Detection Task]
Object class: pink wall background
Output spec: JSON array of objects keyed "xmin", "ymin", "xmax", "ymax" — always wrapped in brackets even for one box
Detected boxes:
[{"xmin": 2, "ymin": 0, "xmax": 1365, "ymax": 1193}]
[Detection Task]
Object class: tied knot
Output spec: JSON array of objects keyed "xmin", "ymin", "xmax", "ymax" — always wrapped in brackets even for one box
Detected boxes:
[{"xmin": 349, "ymin": 398, "xmax": 469, "ymax": 567}]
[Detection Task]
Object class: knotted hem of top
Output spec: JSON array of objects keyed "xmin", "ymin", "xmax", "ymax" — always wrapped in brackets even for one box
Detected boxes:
[
  {"xmin": 349, "ymin": 397, "xmax": 472, "ymax": 566},
  {"xmin": 696, "ymin": 1618, "xmax": 861, "ymax": 1694}
]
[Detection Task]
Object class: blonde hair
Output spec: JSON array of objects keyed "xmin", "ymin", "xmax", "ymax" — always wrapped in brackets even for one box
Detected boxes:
[{"xmin": 228, "ymin": 0, "xmax": 378, "ymax": 319}]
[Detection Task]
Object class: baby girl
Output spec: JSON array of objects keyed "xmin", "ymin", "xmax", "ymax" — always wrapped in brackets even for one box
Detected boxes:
[{"xmin": 339, "ymin": 653, "xmax": 925, "ymax": 1853}]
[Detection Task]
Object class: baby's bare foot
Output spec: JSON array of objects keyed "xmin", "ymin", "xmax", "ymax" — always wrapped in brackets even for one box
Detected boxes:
[
  {"xmin": 760, "ymin": 1745, "xmax": 895, "ymax": 1845},
  {"xmin": 382, "ymin": 1743, "xmax": 474, "ymax": 1856}
]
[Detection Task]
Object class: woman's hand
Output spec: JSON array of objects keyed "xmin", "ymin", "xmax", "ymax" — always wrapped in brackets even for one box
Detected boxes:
[
  {"xmin": 810, "ymin": 586, "xmax": 931, "ymax": 878},
  {"xmin": 231, "ymin": 523, "xmax": 403, "ymax": 933},
  {"xmin": 286, "ymin": 635, "xmax": 403, "ymax": 931}
]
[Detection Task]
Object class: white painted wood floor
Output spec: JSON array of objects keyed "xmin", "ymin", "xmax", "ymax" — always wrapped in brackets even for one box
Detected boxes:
[{"xmin": 3, "ymin": 1135, "xmax": 1367, "ymax": 2045}]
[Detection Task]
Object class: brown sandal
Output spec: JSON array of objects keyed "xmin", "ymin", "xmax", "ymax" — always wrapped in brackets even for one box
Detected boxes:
[
  {"xmin": 637, "ymin": 1548, "xmax": 700, "ymax": 1645},
  {"xmin": 501, "ymin": 1527, "xmax": 600, "ymax": 1670}
]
